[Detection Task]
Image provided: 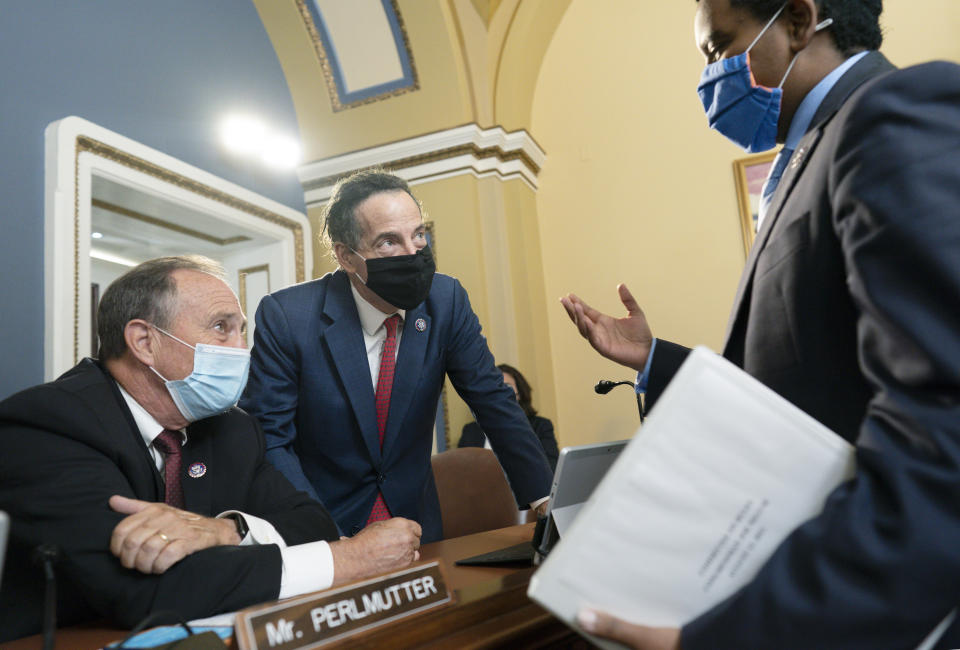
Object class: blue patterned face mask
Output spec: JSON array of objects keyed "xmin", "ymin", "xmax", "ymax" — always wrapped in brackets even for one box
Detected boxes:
[
  {"xmin": 697, "ymin": 4, "xmax": 832, "ymax": 153},
  {"xmin": 149, "ymin": 325, "xmax": 250, "ymax": 422}
]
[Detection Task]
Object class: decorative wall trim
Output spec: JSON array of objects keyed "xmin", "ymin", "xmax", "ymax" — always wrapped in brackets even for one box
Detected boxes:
[
  {"xmin": 295, "ymin": 0, "xmax": 419, "ymax": 112},
  {"xmin": 299, "ymin": 124, "xmax": 546, "ymax": 207},
  {"xmin": 92, "ymin": 199, "xmax": 252, "ymax": 246},
  {"xmin": 238, "ymin": 263, "xmax": 271, "ymax": 346},
  {"xmin": 44, "ymin": 116, "xmax": 312, "ymax": 380}
]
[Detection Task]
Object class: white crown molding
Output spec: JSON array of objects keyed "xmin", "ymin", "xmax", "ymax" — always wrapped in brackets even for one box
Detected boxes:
[{"xmin": 298, "ymin": 124, "xmax": 546, "ymax": 206}]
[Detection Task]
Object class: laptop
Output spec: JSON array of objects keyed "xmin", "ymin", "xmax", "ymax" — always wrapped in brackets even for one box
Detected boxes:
[
  {"xmin": 0, "ymin": 510, "xmax": 8, "ymax": 590},
  {"xmin": 456, "ymin": 439, "xmax": 629, "ymax": 566}
]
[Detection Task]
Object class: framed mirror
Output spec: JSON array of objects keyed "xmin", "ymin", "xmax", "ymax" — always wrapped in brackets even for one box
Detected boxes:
[{"xmin": 44, "ymin": 117, "xmax": 312, "ymax": 379}]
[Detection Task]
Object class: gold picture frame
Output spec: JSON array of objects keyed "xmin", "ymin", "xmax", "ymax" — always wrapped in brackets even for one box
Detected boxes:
[{"xmin": 732, "ymin": 151, "xmax": 777, "ymax": 256}]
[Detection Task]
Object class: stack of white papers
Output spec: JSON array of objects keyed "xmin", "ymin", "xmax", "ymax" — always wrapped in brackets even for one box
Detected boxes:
[{"xmin": 528, "ymin": 347, "xmax": 855, "ymax": 644}]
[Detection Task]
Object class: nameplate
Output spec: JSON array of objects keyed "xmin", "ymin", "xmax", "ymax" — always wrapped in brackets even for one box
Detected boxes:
[{"xmin": 235, "ymin": 561, "xmax": 453, "ymax": 649}]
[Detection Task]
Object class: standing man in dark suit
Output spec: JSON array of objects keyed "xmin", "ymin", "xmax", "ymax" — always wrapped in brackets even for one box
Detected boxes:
[
  {"xmin": 562, "ymin": 0, "xmax": 960, "ymax": 648},
  {"xmin": 0, "ymin": 256, "xmax": 421, "ymax": 642},
  {"xmin": 241, "ymin": 171, "xmax": 553, "ymax": 543}
]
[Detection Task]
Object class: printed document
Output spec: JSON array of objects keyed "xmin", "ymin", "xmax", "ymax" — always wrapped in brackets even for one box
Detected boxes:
[{"xmin": 527, "ymin": 347, "xmax": 855, "ymax": 646}]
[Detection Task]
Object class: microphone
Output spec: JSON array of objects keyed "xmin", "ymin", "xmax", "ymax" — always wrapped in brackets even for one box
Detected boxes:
[
  {"xmin": 594, "ymin": 379, "xmax": 634, "ymax": 395},
  {"xmin": 33, "ymin": 544, "xmax": 60, "ymax": 650},
  {"xmin": 594, "ymin": 379, "xmax": 645, "ymax": 422}
]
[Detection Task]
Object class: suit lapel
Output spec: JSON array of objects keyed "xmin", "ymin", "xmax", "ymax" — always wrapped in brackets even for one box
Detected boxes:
[
  {"xmin": 91, "ymin": 360, "xmax": 167, "ymax": 501},
  {"xmin": 723, "ymin": 132, "xmax": 821, "ymax": 349},
  {"xmin": 382, "ymin": 306, "xmax": 431, "ymax": 459},
  {"xmin": 322, "ymin": 272, "xmax": 382, "ymax": 463},
  {"xmin": 181, "ymin": 421, "xmax": 214, "ymax": 515},
  {"xmin": 722, "ymin": 51, "xmax": 897, "ymax": 351}
]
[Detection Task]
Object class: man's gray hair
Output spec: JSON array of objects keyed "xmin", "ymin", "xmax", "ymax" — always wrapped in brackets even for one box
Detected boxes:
[
  {"xmin": 96, "ymin": 255, "xmax": 225, "ymax": 361},
  {"xmin": 321, "ymin": 169, "xmax": 420, "ymax": 259}
]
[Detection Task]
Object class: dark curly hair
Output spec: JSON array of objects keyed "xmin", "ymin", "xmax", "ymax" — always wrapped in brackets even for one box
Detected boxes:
[
  {"xmin": 321, "ymin": 169, "xmax": 421, "ymax": 257},
  {"xmin": 700, "ymin": 0, "xmax": 883, "ymax": 56}
]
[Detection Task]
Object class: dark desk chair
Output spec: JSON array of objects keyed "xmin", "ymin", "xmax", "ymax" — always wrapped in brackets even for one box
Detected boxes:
[{"xmin": 431, "ymin": 447, "xmax": 528, "ymax": 539}]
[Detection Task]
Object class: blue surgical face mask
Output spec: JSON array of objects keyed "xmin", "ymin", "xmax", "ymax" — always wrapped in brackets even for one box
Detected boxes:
[
  {"xmin": 149, "ymin": 325, "xmax": 251, "ymax": 422},
  {"xmin": 697, "ymin": 4, "xmax": 833, "ymax": 152}
]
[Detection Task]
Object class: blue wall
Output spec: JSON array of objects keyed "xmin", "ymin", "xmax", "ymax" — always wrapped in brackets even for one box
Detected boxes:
[{"xmin": 0, "ymin": 1, "xmax": 306, "ymax": 399}]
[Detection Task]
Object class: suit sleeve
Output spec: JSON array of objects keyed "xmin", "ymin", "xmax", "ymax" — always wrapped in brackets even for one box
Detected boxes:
[
  {"xmin": 644, "ymin": 339, "xmax": 691, "ymax": 414},
  {"xmin": 442, "ymin": 280, "xmax": 553, "ymax": 505},
  {"xmin": 240, "ymin": 294, "xmax": 320, "ymax": 500},
  {"xmin": 534, "ymin": 417, "xmax": 560, "ymax": 473},
  {"xmin": 0, "ymin": 388, "xmax": 282, "ymax": 629},
  {"xmin": 683, "ymin": 63, "xmax": 960, "ymax": 649}
]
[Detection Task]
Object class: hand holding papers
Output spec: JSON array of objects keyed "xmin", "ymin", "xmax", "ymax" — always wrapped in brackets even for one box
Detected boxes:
[{"xmin": 528, "ymin": 347, "xmax": 856, "ymax": 646}]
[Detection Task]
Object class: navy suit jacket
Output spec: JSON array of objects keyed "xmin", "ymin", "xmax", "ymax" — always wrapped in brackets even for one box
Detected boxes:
[
  {"xmin": 240, "ymin": 270, "xmax": 552, "ymax": 543},
  {"xmin": 0, "ymin": 359, "xmax": 339, "ymax": 641},
  {"xmin": 647, "ymin": 53, "xmax": 960, "ymax": 648}
]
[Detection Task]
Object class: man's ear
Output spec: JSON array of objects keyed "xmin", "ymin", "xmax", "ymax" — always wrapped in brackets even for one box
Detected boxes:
[
  {"xmin": 124, "ymin": 319, "xmax": 158, "ymax": 367},
  {"xmin": 785, "ymin": 0, "xmax": 818, "ymax": 51},
  {"xmin": 334, "ymin": 243, "xmax": 360, "ymax": 275}
]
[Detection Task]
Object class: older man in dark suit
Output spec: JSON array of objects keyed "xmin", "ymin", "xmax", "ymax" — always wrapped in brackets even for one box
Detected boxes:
[
  {"xmin": 562, "ymin": 0, "xmax": 960, "ymax": 648},
  {"xmin": 0, "ymin": 255, "xmax": 421, "ymax": 642}
]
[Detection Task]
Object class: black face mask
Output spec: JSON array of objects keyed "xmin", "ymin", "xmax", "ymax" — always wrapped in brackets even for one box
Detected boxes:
[{"xmin": 355, "ymin": 245, "xmax": 436, "ymax": 310}]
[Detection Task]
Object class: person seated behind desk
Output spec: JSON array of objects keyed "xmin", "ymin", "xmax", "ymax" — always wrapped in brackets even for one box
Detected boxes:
[
  {"xmin": 0, "ymin": 255, "xmax": 421, "ymax": 642},
  {"xmin": 459, "ymin": 364, "xmax": 559, "ymax": 473}
]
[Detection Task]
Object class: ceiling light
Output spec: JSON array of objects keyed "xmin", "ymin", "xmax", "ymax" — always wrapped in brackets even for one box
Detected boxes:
[
  {"xmin": 90, "ymin": 249, "xmax": 138, "ymax": 268},
  {"xmin": 221, "ymin": 115, "xmax": 267, "ymax": 155},
  {"xmin": 261, "ymin": 135, "xmax": 301, "ymax": 170},
  {"xmin": 91, "ymin": 231, "xmax": 103, "ymax": 239}
]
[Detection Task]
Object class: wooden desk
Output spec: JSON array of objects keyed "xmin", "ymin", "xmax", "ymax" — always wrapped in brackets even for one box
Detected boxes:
[{"xmin": 5, "ymin": 524, "xmax": 586, "ymax": 649}]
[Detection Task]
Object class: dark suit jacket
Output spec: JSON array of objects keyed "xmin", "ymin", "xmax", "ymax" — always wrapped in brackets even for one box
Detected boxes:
[
  {"xmin": 240, "ymin": 271, "xmax": 553, "ymax": 543},
  {"xmin": 460, "ymin": 415, "xmax": 560, "ymax": 473},
  {"xmin": 0, "ymin": 359, "xmax": 339, "ymax": 641},
  {"xmin": 646, "ymin": 53, "xmax": 960, "ymax": 648}
]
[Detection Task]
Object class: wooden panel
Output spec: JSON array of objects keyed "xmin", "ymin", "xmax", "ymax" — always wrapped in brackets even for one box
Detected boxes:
[{"xmin": 6, "ymin": 524, "xmax": 590, "ymax": 649}]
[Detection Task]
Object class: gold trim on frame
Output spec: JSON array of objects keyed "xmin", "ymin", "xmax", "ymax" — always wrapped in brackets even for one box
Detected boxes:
[
  {"xmin": 294, "ymin": 0, "xmax": 420, "ymax": 112},
  {"xmin": 732, "ymin": 151, "xmax": 777, "ymax": 257},
  {"xmin": 92, "ymin": 199, "xmax": 252, "ymax": 246},
  {"xmin": 73, "ymin": 135, "xmax": 306, "ymax": 364},
  {"xmin": 238, "ymin": 264, "xmax": 271, "ymax": 347}
]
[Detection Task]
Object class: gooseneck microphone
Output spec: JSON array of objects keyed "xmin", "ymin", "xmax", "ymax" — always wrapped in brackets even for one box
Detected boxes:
[
  {"xmin": 594, "ymin": 380, "xmax": 635, "ymax": 395},
  {"xmin": 594, "ymin": 379, "xmax": 645, "ymax": 421},
  {"xmin": 33, "ymin": 544, "xmax": 60, "ymax": 650}
]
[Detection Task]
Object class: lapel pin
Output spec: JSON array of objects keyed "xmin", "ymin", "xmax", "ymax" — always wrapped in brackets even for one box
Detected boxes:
[
  {"xmin": 415, "ymin": 318, "xmax": 427, "ymax": 332},
  {"xmin": 188, "ymin": 462, "xmax": 207, "ymax": 478},
  {"xmin": 789, "ymin": 147, "xmax": 806, "ymax": 170}
]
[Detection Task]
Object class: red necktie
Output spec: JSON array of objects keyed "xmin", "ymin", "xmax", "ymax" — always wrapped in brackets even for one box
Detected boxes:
[
  {"xmin": 367, "ymin": 314, "xmax": 401, "ymax": 524},
  {"xmin": 153, "ymin": 429, "xmax": 185, "ymax": 509}
]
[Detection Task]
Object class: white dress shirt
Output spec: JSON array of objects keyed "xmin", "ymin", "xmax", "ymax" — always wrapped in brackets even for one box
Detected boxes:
[
  {"xmin": 117, "ymin": 385, "xmax": 335, "ymax": 598},
  {"xmin": 349, "ymin": 281, "xmax": 405, "ymax": 389}
]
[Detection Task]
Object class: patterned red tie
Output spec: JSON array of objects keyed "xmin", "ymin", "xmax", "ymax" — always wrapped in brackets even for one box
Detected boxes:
[
  {"xmin": 153, "ymin": 429, "xmax": 185, "ymax": 509},
  {"xmin": 367, "ymin": 314, "xmax": 402, "ymax": 525}
]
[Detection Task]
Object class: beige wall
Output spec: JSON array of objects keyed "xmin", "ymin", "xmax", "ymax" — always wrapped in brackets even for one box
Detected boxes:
[{"xmin": 531, "ymin": 0, "xmax": 960, "ymax": 449}]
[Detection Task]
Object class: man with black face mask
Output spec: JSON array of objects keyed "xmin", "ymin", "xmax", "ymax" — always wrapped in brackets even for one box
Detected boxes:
[
  {"xmin": 241, "ymin": 170, "xmax": 553, "ymax": 544},
  {"xmin": 560, "ymin": 0, "xmax": 960, "ymax": 648}
]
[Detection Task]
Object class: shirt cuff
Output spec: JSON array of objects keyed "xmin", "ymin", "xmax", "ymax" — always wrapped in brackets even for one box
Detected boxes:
[
  {"xmin": 530, "ymin": 496, "xmax": 549, "ymax": 510},
  {"xmin": 217, "ymin": 510, "xmax": 287, "ymax": 547},
  {"xmin": 278, "ymin": 541, "xmax": 335, "ymax": 599},
  {"xmin": 635, "ymin": 338, "xmax": 658, "ymax": 394}
]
